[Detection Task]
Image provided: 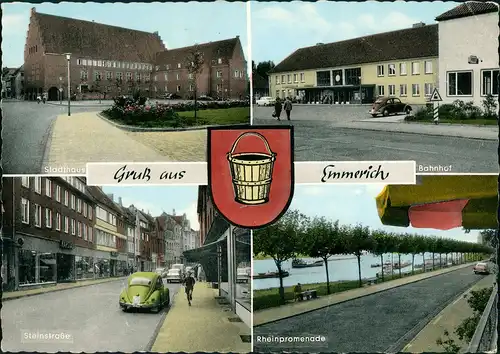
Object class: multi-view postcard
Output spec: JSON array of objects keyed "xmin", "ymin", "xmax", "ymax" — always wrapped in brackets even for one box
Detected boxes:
[
  {"xmin": 251, "ymin": 1, "xmax": 499, "ymax": 173},
  {"xmin": 2, "ymin": 2, "xmax": 250, "ymax": 174}
]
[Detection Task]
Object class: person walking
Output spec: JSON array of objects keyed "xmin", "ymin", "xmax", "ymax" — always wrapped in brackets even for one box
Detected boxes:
[
  {"xmin": 273, "ymin": 97, "xmax": 282, "ymax": 121},
  {"xmin": 284, "ymin": 97, "xmax": 293, "ymax": 120},
  {"xmin": 36, "ymin": 94, "xmax": 42, "ymax": 104},
  {"xmin": 183, "ymin": 271, "xmax": 196, "ymax": 306}
]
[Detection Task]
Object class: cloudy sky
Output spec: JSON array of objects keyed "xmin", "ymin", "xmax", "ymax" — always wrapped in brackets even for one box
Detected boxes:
[
  {"xmin": 250, "ymin": 1, "xmax": 460, "ymax": 64},
  {"xmin": 102, "ymin": 186, "xmax": 199, "ymax": 231},
  {"xmin": 289, "ymin": 184, "xmax": 481, "ymax": 243},
  {"xmin": 2, "ymin": 1, "xmax": 249, "ymax": 69}
]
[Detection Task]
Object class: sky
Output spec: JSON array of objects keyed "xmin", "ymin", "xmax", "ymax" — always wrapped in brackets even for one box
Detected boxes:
[
  {"xmin": 250, "ymin": 1, "xmax": 460, "ymax": 64},
  {"xmin": 102, "ymin": 186, "xmax": 199, "ymax": 231},
  {"xmin": 289, "ymin": 184, "xmax": 481, "ymax": 243},
  {"xmin": 1, "ymin": 1, "xmax": 249, "ymax": 69}
]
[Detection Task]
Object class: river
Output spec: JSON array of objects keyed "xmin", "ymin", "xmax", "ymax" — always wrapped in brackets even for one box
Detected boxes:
[{"xmin": 253, "ymin": 253, "xmax": 451, "ymax": 290}]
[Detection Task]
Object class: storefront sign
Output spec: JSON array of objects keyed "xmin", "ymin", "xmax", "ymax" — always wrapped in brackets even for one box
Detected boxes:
[
  {"xmin": 110, "ymin": 252, "xmax": 118, "ymax": 257},
  {"xmin": 59, "ymin": 240, "xmax": 74, "ymax": 250}
]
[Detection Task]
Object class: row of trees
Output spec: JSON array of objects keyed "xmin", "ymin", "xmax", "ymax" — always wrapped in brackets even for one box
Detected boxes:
[{"xmin": 254, "ymin": 210, "xmax": 495, "ymax": 304}]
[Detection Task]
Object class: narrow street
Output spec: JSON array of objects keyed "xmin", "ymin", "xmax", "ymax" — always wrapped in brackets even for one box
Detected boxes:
[{"xmin": 2, "ymin": 279, "xmax": 181, "ymax": 352}]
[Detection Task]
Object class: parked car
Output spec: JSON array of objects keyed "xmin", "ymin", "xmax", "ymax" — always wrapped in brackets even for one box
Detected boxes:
[
  {"xmin": 256, "ymin": 96, "xmax": 276, "ymax": 106},
  {"xmin": 155, "ymin": 268, "xmax": 168, "ymax": 278},
  {"xmin": 166, "ymin": 269, "xmax": 183, "ymax": 283},
  {"xmin": 119, "ymin": 272, "xmax": 170, "ymax": 313},
  {"xmin": 237, "ymin": 267, "xmax": 251, "ymax": 283},
  {"xmin": 171, "ymin": 263, "xmax": 185, "ymax": 275},
  {"xmin": 197, "ymin": 95, "xmax": 214, "ymax": 101},
  {"xmin": 473, "ymin": 262, "xmax": 490, "ymax": 275},
  {"xmin": 370, "ymin": 97, "xmax": 412, "ymax": 117},
  {"xmin": 163, "ymin": 93, "xmax": 181, "ymax": 99}
]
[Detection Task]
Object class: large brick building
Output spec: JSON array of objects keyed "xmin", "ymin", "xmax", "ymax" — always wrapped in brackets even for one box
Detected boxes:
[{"xmin": 24, "ymin": 8, "xmax": 247, "ymax": 101}]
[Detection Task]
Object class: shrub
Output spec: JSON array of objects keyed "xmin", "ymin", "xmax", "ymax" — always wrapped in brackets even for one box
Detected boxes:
[{"xmin": 406, "ymin": 99, "xmax": 493, "ymax": 122}]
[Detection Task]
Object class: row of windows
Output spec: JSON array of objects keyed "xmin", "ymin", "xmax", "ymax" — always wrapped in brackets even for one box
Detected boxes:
[
  {"xmin": 153, "ymin": 69, "xmax": 243, "ymax": 82},
  {"xmin": 96, "ymin": 206, "xmax": 117, "ymax": 226},
  {"xmin": 76, "ymin": 58, "xmax": 153, "ymax": 71},
  {"xmin": 95, "ymin": 228, "xmax": 117, "ymax": 248},
  {"xmin": 377, "ymin": 61, "xmax": 433, "ymax": 77},
  {"xmin": 60, "ymin": 176, "xmax": 86, "ymax": 194},
  {"xmin": 21, "ymin": 177, "xmax": 93, "ymax": 220},
  {"xmin": 80, "ymin": 70, "xmax": 151, "ymax": 83},
  {"xmin": 377, "ymin": 83, "xmax": 434, "ymax": 97},
  {"xmin": 155, "ymin": 57, "xmax": 224, "ymax": 72},
  {"xmin": 447, "ymin": 69, "xmax": 499, "ymax": 97},
  {"xmin": 21, "ymin": 198, "xmax": 93, "ymax": 241},
  {"xmin": 276, "ymin": 72, "xmax": 306, "ymax": 85}
]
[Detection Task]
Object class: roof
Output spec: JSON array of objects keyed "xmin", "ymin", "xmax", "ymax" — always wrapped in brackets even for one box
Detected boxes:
[
  {"xmin": 435, "ymin": 2, "xmax": 499, "ymax": 21},
  {"xmin": 87, "ymin": 186, "xmax": 122, "ymax": 214},
  {"xmin": 155, "ymin": 37, "xmax": 240, "ymax": 66},
  {"xmin": 270, "ymin": 24, "xmax": 439, "ymax": 73},
  {"xmin": 32, "ymin": 9, "xmax": 165, "ymax": 62}
]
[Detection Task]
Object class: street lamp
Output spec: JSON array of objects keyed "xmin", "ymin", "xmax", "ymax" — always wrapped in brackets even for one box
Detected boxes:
[
  {"xmin": 359, "ymin": 76, "xmax": 362, "ymax": 104},
  {"xmin": 59, "ymin": 76, "xmax": 63, "ymax": 105},
  {"xmin": 65, "ymin": 53, "xmax": 71, "ymax": 116}
]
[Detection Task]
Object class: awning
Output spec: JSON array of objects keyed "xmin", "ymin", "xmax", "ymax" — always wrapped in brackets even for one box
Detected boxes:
[
  {"xmin": 40, "ymin": 259, "xmax": 57, "ymax": 265},
  {"xmin": 376, "ymin": 175, "xmax": 498, "ymax": 230},
  {"xmin": 183, "ymin": 232, "xmax": 228, "ymax": 263}
]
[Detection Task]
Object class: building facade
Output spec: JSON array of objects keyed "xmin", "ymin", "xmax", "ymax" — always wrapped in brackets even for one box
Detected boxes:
[
  {"xmin": 436, "ymin": 2, "xmax": 499, "ymax": 107},
  {"xmin": 269, "ymin": 23, "xmax": 439, "ymax": 105},
  {"xmin": 23, "ymin": 8, "xmax": 247, "ymax": 101}
]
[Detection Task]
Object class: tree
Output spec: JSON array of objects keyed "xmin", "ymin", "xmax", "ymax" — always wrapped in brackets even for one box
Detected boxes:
[
  {"xmin": 255, "ymin": 61, "xmax": 275, "ymax": 80},
  {"xmin": 302, "ymin": 218, "xmax": 344, "ymax": 294},
  {"xmin": 371, "ymin": 230, "xmax": 393, "ymax": 281},
  {"xmin": 345, "ymin": 224, "xmax": 373, "ymax": 287},
  {"xmin": 253, "ymin": 209, "xmax": 308, "ymax": 304},
  {"xmin": 185, "ymin": 46, "xmax": 204, "ymax": 120},
  {"xmin": 93, "ymin": 76, "xmax": 102, "ymax": 103},
  {"xmin": 115, "ymin": 78, "xmax": 123, "ymax": 95}
]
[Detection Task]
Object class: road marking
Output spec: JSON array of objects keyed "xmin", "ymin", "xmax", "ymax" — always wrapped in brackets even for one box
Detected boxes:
[
  {"xmin": 372, "ymin": 145, "xmax": 441, "ymax": 154},
  {"xmin": 403, "ymin": 343, "xmax": 412, "ymax": 351},
  {"xmin": 432, "ymin": 315, "xmax": 443, "ymax": 325}
]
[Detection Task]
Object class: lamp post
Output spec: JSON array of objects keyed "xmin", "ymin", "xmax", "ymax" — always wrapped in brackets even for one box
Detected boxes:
[
  {"xmin": 65, "ymin": 53, "xmax": 71, "ymax": 116},
  {"xmin": 59, "ymin": 76, "xmax": 63, "ymax": 105},
  {"xmin": 359, "ymin": 76, "xmax": 362, "ymax": 104}
]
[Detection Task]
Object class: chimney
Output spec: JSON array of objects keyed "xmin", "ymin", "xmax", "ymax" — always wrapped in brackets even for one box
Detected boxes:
[
  {"xmin": 412, "ymin": 22, "xmax": 425, "ymax": 28},
  {"xmin": 173, "ymin": 209, "xmax": 176, "ymax": 216},
  {"xmin": 118, "ymin": 197, "xmax": 122, "ymax": 206},
  {"xmin": 107, "ymin": 193, "xmax": 114, "ymax": 201},
  {"xmin": 154, "ymin": 31, "xmax": 159, "ymax": 35}
]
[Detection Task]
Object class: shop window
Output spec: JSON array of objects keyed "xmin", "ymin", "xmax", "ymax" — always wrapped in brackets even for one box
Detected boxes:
[
  {"xmin": 19, "ymin": 251, "xmax": 57, "ymax": 285},
  {"xmin": 76, "ymin": 256, "xmax": 94, "ymax": 280}
]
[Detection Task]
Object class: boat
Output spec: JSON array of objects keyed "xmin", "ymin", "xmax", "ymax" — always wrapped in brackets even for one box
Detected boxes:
[
  {"xmin": 393, "ymin": 261, "xmax": 411, "ymax": 269},
  {"xmin": 292, "ymin": 259, "xmax": 323, "ymax": 268},
  {"xmin": 371, "ymin": 263, "xmax": 381, "ymax": 268},
  {"xmin": 252, "ymin": 271, "xmax": 290, "ymax": 279}
]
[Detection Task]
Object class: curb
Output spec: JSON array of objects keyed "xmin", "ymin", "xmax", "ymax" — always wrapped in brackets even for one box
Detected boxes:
[
  {"xmin": 2, "ymin": 277, "xmax": 126, "ymax": 301},
  {"xmin": 254, "ymin": 263, "xmax": 474, "ymax": 327},
  {"xmin": 97, "ymin": 112, "xmax": 251, "ymax": 132},
  {"xmin": 146, "ymin": 286, "xmax": 178, "ymax": 351},
  {"xmin": 40, "ymin": 117, "xmax": 57, "ymax": 173},
  {"xmin": 46, "ymin": 102, "xmax": 113, "ymax": 108},
  {"xmin": 338, "ymin": 126, "xmax": 498, "ymax": 141}
]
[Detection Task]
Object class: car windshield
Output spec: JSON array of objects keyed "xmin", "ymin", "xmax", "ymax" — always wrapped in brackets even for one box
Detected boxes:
[
  {"xmin": 477, "ymin": 263, "xmax": 487, "ymax": 267},
  {"xmin": 168, "ymin": 269, "xmax": 180, "ymax": 274},
  {"xmin": 129, "ymin": 276, "xmax": 153, "ymax": 286}
]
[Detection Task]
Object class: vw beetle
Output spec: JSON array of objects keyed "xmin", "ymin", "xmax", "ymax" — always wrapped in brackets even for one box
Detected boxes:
[{"xmin": 119, "ymin": 272, "xmax": 170, "ymax": 313}]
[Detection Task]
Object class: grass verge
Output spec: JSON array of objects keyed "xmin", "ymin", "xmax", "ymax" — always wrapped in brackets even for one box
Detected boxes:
[{"xmin": 176, "ymin": 107, "xmax": 250, "ymax": 125}]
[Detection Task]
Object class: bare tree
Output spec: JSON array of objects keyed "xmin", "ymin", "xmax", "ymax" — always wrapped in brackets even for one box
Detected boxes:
[{"xmin": 185, "ymin": 46, "xmax": 204, "ymax": 119}]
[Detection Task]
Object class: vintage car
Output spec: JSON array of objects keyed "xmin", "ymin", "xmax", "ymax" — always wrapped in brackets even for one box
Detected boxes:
[
  {"xmin": 370, "ymin": 97, "xmax": 412, "ymax": 117},
  {"xmin": 119, "ymin": 272, "xmax": 170, "ymax": 313},
  {"xmin": 256, "ymin": 96, "xmax": 276, "ymax": 106},
  {"xmin": 166, "ymin": 268, "xmax": 183, "ymax": 283},
  {"xmin": 473, "ymin": 262, "xmax": 490, "ymax": 275}
]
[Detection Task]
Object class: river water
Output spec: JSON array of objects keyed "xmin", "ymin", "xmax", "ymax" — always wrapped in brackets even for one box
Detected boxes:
[{"xmin": 253, "ymin": 253, "xmax": 450, "ymax": 290}]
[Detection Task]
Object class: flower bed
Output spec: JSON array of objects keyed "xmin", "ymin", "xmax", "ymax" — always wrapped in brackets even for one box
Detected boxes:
[{"xmin": 102, "ymin": 96, "xmax": 250, "ymax": 128}]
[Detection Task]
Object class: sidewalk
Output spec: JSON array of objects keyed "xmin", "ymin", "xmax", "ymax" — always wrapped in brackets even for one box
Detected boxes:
[
  {"xmin": 341, "ymin": 120, "xmax": 498, "ymax": 141},
  {"xmin": 403, "ymin": 274, "xmax": 495, "ymax": 353},
  {"xmin": 254, "ymin": 263, "xmax": 474, "ymax": 326},
  {"xmin": 46, "ymin": 100, "xmax": 114, "ymax": 107},
  {"xmin": 2, "ymin": 276, "xmax": 126, "ymax": 301},
  {"xmin": 151, "ymin": 282, "xmax": 250, "ymax": 353}
]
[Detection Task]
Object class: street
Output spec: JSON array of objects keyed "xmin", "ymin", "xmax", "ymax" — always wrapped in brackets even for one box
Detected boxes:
[
  {"xmin": 2, "ymin": 101, "xmax": 104, "ymax": 174},
  {"xmin": 253, "ymin": 105, "xmax": 498, "ymax": 173},
  {"xmin": 1, "ymin": 278, "xmax": 181, "ymax": 352},
  {"xmin": 253, "ymin": 266, "xmax": 487, "ymax": 353}
]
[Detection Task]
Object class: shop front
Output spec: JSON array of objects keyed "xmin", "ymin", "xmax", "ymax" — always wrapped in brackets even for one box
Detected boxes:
[
  {"xmin": 16, "ymin": 236, "xmax": 60, "ymax": 288},
  {"xmin": 298, "ymin": 85, "xmax": 375, "ymax": 104}
]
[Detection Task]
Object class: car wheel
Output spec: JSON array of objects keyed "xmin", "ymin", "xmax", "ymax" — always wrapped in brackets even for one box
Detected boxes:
[
  {"xmin": 121, "ymin": 306, "xmax": 128, "ymax": 312},
  {"xmin": 405, "ymin": 108, "xmax": 411, "ymax": 115},
  {"xmin": 383, "ymin": 109, "xmax": 389, "ymax": 117},
  {"xmin": 371, "ymin": 114, "xmax": 378, "ymax": 118}
]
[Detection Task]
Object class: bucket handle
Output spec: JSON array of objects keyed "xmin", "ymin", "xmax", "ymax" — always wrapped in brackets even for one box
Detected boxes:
[{"xmin": 229, "ymin": 132, "xmax": 275, "ymax": 156}]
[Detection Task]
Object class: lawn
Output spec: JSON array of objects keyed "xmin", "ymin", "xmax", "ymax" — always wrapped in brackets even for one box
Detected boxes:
[{"xmin": 177, "ymin": 107, "xmax": 250, "ymax": 125}]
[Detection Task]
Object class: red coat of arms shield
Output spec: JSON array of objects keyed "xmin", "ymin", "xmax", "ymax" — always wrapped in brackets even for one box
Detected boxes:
[{"xmin": 207, "ymin": 126, "xmax": 294, "ymax": 229}]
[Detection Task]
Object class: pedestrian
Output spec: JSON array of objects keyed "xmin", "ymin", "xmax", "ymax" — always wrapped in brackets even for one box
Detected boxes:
[
  {"xmin": 284, "ymin": 97, "xmax": 293, "ymax": 120},
  {"xmin": 273, "ymin": 97, "xmax": 282, "ymax": 120},
  {"xmin": 36, "ymin": 94, "xmax": 41, "ymax": 104},
  {"xmin": 183, "ymin": 271, "xmax": 196, "ymax": 306},
  {"xmin": 42, "ymin": 93, "xmax": 46, "ymax": 104},
  {"xmin": 294, "ymin": 283, "xmax": 303, "ymax": 302}
]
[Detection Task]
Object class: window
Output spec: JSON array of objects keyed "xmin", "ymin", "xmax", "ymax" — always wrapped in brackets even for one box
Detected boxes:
[
  {"xmin": 275, "ymin": 76, "xmax": 280, "ymax": 84},
  {"xmin": 21, "ymin": 198, "xmax": 29, "ymax": 224},
  {"xmin": 92, "ymin": 60, "xmax": 97, "ymax": 67},
  {"xmin": 448, "ymin": 71, "xmax": 473, "ymax": 96},
  {"xmin": 89, "ymin": 227, "xmax": 93, "ymax": 242},
  {"xmin": 281, "ymin": 74, "xmax": 286, "ymax": 83},
  {"xmin": 388, "ymin": 64, "xmax": 396, "ymax": 76},
  {"xmin": 45, "ymin": 209, "xmax": 52, "ymax": 228},
  {"xmin": 424, "ymin": 83, "xmax": 433, "ymax": 96},
  {"xmin": 234, "ymin": 70, "xmax": 239, "ymax": 78},
  {"xmin": 56, "ymin": 213, "xmax": 61, "ymax": 231},
  {"xmin": 64, "ymin": 191, "xmax": 69, "ymax": 206},
  {"xmin": 411, "ymin": 62, "xmax": 420, "ymax": 75},
  {"xmin": 176, "ymin": 73, "xmax": 180, "ymax": 80},
  {"xmin": 412, "ymin": 84, "xmax": 420, "ymax": 96},
  {"xmin": 77, "ymin": 199, "xmax": 82, "ymax": 213},
  {"xmin": 218, "ymin": 58, "xmax": 222, "ymax": 64},
  {"xmin": 176, "ymin": 85, "xmax": 181, "ymax": 92},
  {"xmin": 344, "ymin": 68, "xmax": 361, "ymax": 85},
  {"xmin": 64, "ymin": 216, "xmax": 69, "ymax": 233},
  {"xmin": 399, "ymin": 63, "xmax": 407, "ymax": 76},
  {"xmin": 34, "ymin": 177, "xmax": 42, "ymax": 194},
  {"xmin": 424, "ymin": 61, "xmax": 433, "ymax": 74},
  {"xmin": 377, "ymin": 65, "xmax": 384, "ymax": 77},
  {"xmin": 88, "ymin": 205, "xmax": 93, "ymax": 219},
  {"xmin": 292, "ymin": 73, "xmax": 298, "ymax": 83},
  {"xmin": 77, "ymin": 222, "xmax": 82, "ymax": 237},
  {"xmin": 287, "ymin": 74, "xmax": 291, "ymax": 84},
  {"xmin": 94, "ymin": 71, "xmax": 102, "ymax": 81},
  {"xmin": 164, "ymin": 73, "xmax": 168, "ymax": 81},
  {"xmin": 22, "ymin": 177, "xmax": 30, "ymax": 187},
  {"xmin": 189, "ymin": 84, "xmax": 194, "ymax": 91},
  {"xmin": 54, "ymin": 185, "xmax": 61, "ymax": 202},
  {"xmin": 77, "ymin": 59, "xmax": 83, "ymax": 65},
  {"xmin": 216, "ymin": 71, "xmax": 222, "ymax": 78},
  {"xmin": 316, "ymin": 71, "xmax": 331, "ymax": 86},
  {"xmin": 400, "ymin": 84, "xmax": 407, "ymax": 97},
  {"xmin": 481, "ymin": 69, "xmax": 500, "ymax": 96},
  {"xmin": 300, "ymin": 73, "xmax": 305, "ymax": 82},
  {"xmin": 377, "ymin": 85, "xmax": 385, "ymax": 96},
  {"xmin": 177, "ymin": 63, "xmax": 181, "ymax": 68},
  {"xmin": 388, "ymin": 84, "xmax": 396, "ymax": 96},
  {"xmin": 45, "ymin": 179, "xmax": 52, "ymax": 197},
  {"xmin": 34, "ymin": 204, "xmax": 42, "ymax": 227},
  {"xmin": 71, "ymin": 219, "xmax": 76, "ymax": 235}
]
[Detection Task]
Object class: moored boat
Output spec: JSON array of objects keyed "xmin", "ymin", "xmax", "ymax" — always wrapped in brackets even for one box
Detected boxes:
[
  {"xmin": 371, "ymin": 263, "xmax": 381, "ymax": 268},
  {"xmin": 292, "ymin": 259, "xmax": 323, "ymax": 268},
  {"xmin": 253, "ymin": 270, "xmax": 290, "ymax": 279}
]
